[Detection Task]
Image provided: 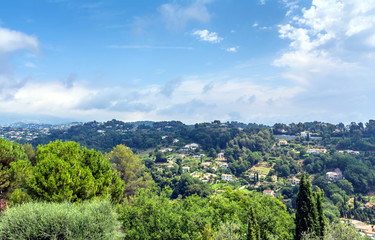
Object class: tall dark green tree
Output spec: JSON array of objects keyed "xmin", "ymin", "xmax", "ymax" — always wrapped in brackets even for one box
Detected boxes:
[
  {"xmin": 313, "ymin": 188, "xmax": 326, "ymax": 238},
  {"xmin": 295, "ymin": 174, "xmax": 319, "ymax": 240},
  {"xmin": 247, "ymin": 206, "xmax": 260, "ymax": 240}
]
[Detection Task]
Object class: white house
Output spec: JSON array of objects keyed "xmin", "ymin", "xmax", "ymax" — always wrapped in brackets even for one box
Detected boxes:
[
  {"xmin": 263, "ymin": 190, "xmax": 275, "ymax": 197},
  {"xmin": 326, "ymin": 172, "xmax": 340, "ymax": 181},
  {"xmin": 300, "ymin": 131, "xmax": 310, "ymax": 138},
  {"xmin": 287, "ymin": 177, "xmax": 300, "ymax": 186},
  {"xmin": 184, "ymin": 143, "xmax": 199, "ymax": 150},
  {"xmin": 307, "ymin": 148, "xmax": 327, "ymax": 154},
  {"xmin": 160, "ymin": 148, "xmax": 173, "ymax": 153},
  {"xmin": 182, "ymin": 166, "xmax": 190, "ymax": 173},
  {"xmin": 221, "ymin": 174, "xmax": 233, "ymax": 181},
  {"xmin": 326, "ymin": 168, "xmax": 343, "ymax": 181}
]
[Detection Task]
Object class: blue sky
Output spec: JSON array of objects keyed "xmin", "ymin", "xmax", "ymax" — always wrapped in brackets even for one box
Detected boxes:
[{"xmin": 1, "ymin": 0, "xmax": 375, "ymax": 125}]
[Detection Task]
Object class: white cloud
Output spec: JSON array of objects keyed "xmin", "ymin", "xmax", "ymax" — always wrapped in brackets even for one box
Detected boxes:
[
  {"xmin": 226, "ymin": 47, "xmax": 238, "ymax": 52},
  {"xmin": 0, "ymin": 27, "xmax": 39, "ymax": 94},
  {"xmin": 159, "ymin": 1, "xmax": 211, "ymax": 29},
  {"xmin": 193, "ymin": 29, "xmax": 223, "ymax": 43},
  {"xmin": 272, "ymin": 0, "xmax": 375, "ymax": 123},
  {"xmin": 0, "ymin": 27, "xmax": 38, "ymax": 53},
  {"xmin": 0, "ymin": 71, "xmax": 306, "ymax": 124},
  {"xmin": 24, "ymin": 62, "xmax": 37, "ymax": 68},
  {"xmin": 252, "ymin": 23, "xmax": 272, "ymax": 30},
  {"xmin": 275, "ymin": 0, "xmax": 375, "ymax": 84},
  {"xmin": 0, "ymin": 81, "xmax": 94, "ymax": 115}
]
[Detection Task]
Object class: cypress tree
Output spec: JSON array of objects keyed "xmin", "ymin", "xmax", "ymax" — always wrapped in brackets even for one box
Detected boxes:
[
  {"xmin": 247, "ymin": 207, "xmax": 260, "ymax": 240},
  {"xmin": 295, "ymin": 173, "xmax": 319, "ymax": 240},
  {"xmin": 313, "ymin": 189, "xmax": 326, "ymax": 238}
]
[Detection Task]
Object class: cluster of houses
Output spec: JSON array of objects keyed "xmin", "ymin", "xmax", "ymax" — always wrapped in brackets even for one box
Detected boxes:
[
  {"xmin": 0, "ymin": 127, "xmax": 52, "ymax": 141},
  {"xmin": 307, "ymin": 149, "xmax": 361, "ymax": 155},
  {"xmin": 342, "ymin": 219, "xmax": 375, "ymax": 239},
  {"xmin": 157, "ymin": 145, "xmax": 234, "ymax": 183},
  {"xmin": 338, "ymin": 149, "xmax": 360, "ymax": 155}
]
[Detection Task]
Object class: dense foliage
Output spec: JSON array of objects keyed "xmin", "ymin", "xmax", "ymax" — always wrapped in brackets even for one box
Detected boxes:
[
  {"xmin": 0, "ymin": 200, "xmax": 122, "ymax": 240},
  {"xmin": 25, "ymin": 141, "xmax": 125, "ymax": 203},
  {"xmin": 0, "ymin": 138, "xmax": 29, "ymax": 199},
  {"xmin": 118, "ymin": 187, "xmax": 294, "ymax": 240},
  {"xmin": 107, "ymin": 144, "xmax": 153, "ymax": 198}
]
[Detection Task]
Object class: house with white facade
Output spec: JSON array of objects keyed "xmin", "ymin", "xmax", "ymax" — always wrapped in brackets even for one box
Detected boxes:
[
  {"xmin": 287, "ymin": 177, "xmax": 300, "ymax": 186},
  {"xmin": 307, "ymin": 148, "xmax": 327, "ymax": 154},
  {"xmin": 182, "ymin": 166, "xmax": 190, "ymax": 173},
  {"xmin": 184, "ymin": 143, "xmax": 199, "ymax": 150},
  {"xmin": 221, "ymin": 174, "xmax": 233, "ymax": 181},
  {"xmin": 326, "ymin": 168, "xmax": 343, "ymax": 181},
  {"xmin": 263, "ymin": 190, "xmax": 275, "ymax": 197},
  {"xmin": 300, "ymin": 131, "xmax": 310, "ymax": 138}
]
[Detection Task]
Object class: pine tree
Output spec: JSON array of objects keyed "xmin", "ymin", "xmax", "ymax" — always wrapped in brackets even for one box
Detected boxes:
[{"xmin": 295, "ymin": 173, "xmax": 319, "ymax": 240}]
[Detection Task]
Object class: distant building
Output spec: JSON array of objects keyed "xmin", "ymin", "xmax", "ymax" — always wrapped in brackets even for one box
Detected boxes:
[
  {"xmin": 184, "ymin": 143, "xmax": 199, "ymax": 150},
  {"xmin": 182, "ymin": 166, "xmax": 190, "ymax": 173},
  {"xmin": 365, "ymin": 202, "xmax": 374, "ymax": 209},
  {"xmin": 326, "ymin": 168, "xmax": 343, "ymax": 181},
  {"xmin": 201, "ymin": 173, "xmax": 217, "ymax": 182},
  {"xmin": 217, "ymin": 162, "xmax": 228, "ymax": 169},
  {"xmin": 263, "ymin": 190, "xmax": 275, "ymax": 197},
  {"xmin": 201, "ymin": 162, "xmax": 212, "ymax": 169},
  {"xmin": 326, "ymin": 172, "xmax": 340, "ymax": 181},
  {"xmin": 307, "ymin": 148, "xmax": 327, "ymax": 154},
  {"xmin": 300, "ymin": 131, "xmax": 310, "ymax": 138},
  {"xmin": 287, "ymin": 177, "xmax": 300, "ymax": 186},
  {"xmin": 217, "ymin": 152, "xmax": 226, "ymax": 161},
  {"xmin": 165, "ymin": 164, "xmax": 173, "ymax": 170},
  {"xmin": 279, "ymin": 140, "xmax": 288, "ymax": 146},
  {"xmin": 345, "ymin": 219, "xmax": 375, "ymax": 238},
  {"xmin": 338, "ymin": 150, "xmax": 360, "ymax": 155},
  {"xmin": 271, "ymin": 175, "xmax": 278, "ymax": 182},
  {"xmin": 221, "ymin": 174, "xmax": 233, "ymax": 181},
  {"xmin": 160, "ymin": 148, "xmax": 173, "ymax": 153}
]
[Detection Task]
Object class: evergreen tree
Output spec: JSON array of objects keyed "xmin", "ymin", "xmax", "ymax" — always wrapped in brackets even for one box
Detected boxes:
[
  {"xmin": 295, "ymin": 173, "xmax": 319, "ymax": 240},
  {"xmin": 27, "ymin": 141, "xmax": 124, "ymax": 203},
  {"xmin": 247, "ymin": 207, "xmax": 260, "ymax": 240},
  {"xmin": 313, "ymin": 189, "xmax": 326, "ymax": 238}
]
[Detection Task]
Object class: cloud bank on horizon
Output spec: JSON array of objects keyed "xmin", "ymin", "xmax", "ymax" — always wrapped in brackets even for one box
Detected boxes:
[{"xmin": 0, "ymin": 0, "xmax": 375, "ymax": 125}]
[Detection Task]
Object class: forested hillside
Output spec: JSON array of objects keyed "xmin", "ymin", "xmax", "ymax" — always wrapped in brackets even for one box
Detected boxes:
[{"xmin": 1, "ymin": 119, "xmax": 375, "ymax": 238}]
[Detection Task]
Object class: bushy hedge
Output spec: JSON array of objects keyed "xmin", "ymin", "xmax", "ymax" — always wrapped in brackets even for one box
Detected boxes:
[{"xmin": 0, "ymin": 199, "xmax": 123, "ymax": 240}]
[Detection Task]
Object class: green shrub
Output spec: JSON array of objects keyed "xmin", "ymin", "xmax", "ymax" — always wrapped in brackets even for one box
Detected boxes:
[{"xmin": 0, "ymin": 199, "xmax": 123, "ymax": 240}]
